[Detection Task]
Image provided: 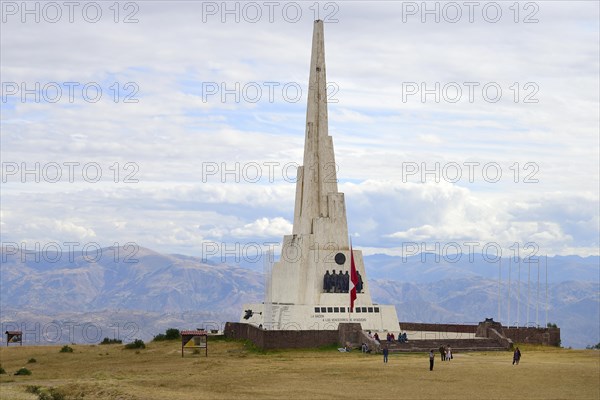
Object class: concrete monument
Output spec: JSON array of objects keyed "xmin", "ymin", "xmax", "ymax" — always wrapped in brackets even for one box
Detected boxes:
[{"xmin": 240, "ymin": 20, "xmax": 399, "ymax": 332}]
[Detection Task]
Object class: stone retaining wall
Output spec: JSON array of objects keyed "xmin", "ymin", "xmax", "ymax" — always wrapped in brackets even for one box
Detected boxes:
[
  {"xmin": 400, "ymin": 322, "xmax": 478, "ymax": 334},
  {"xmin": 503, "ymin": 326, "xmax": 561, "ymax": 346},
  {"xmin": 224, "ymin": 322, "xmax": 339, "ymax": 350}
]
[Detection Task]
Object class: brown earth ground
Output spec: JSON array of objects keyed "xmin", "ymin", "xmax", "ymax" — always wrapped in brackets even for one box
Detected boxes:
[{"xmin": 1, "ymin": 339, "xmax": 598, "ymax": 399}]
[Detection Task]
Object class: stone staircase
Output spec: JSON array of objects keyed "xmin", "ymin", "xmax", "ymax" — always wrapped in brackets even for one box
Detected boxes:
[{"xmin": 382, "ymin": 338, "xmax": 507, "ymax": 353}]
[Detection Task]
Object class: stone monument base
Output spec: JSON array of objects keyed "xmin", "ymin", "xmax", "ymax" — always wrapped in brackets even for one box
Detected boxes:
[{"xmin": 240, "ymin": 302, "xmax": 400, "ymax": 332}]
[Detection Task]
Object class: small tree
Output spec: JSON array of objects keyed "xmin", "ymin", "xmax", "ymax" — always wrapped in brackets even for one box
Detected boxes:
[
  {"xmin": 153, "ymin": 328, "xmax": 180, "ymax": 341},
  {"xmin": 152, "ymin": 333, "xmax": 166, "ymax": 341},
  {"xmin": 165, "ymin": 328, "xmax": 181, "ymax": 340}
]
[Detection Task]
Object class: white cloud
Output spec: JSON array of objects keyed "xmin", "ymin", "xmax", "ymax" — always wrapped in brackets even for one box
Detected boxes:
[
  {"xmin": 231, "ymin": 217, "xmax": 293, "ymax": 238},
  {"xmin": 1, "ymin": 1, "xmax": 598, "ymax": 258}
]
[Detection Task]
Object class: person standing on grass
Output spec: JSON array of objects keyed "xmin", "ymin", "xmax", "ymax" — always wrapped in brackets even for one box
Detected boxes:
[
  {"xmin": 513, "ymin": 347, "xmax": 521, "ymax": 365},
  {"xmin": 446, "ymin": 345, "xmax": 452, "ymax": 361},
  {"xmin": 439, "ymin": 345, "xmax": 445, "ymax": 361},
  {"xmin": 383, "ymin": 345, "xmax": 389, "ymax": 364},
  {"xmin": 429, "ymin": 349, "xmax": 435, "ymax": 371}
]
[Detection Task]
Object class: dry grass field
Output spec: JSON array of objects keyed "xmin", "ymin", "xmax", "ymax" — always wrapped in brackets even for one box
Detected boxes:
[{"xmin": 1, "ymin": 339, "xmax": 598, "ymax": 400}]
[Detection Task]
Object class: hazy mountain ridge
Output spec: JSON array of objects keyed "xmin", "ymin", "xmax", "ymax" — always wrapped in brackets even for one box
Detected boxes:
[
  {"xmin": 1, "ymin": 247, "xmax": 598, "ymax": 348},
  {"xmin": 364, "ymin": 253, "xmax": 599, "ymax": 283},
  {"xmin": 1, "ymin": 247, "xmax": 263, "ymax": 315}
]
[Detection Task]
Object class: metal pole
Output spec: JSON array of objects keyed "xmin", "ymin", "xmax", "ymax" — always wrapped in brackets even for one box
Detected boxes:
[
  {"xmin": 527, "ymin": 259, "xmax": 530, "ymax": 326},
  {"xmin": 517, "ymin": 257, "xmax": 521, "ymax": 327},
  {"xmin": 537, "ymin": 258, "xmax": 540, "ymax": 327},
  {"xmin": 498, "ymin": 258, "xmax": 501, "ymax": 324},
  {"xmin": 508, "ymin": 256, "xmax": 511, "ymax": 328},
  {"xmin": 545, "ymin": 255, "xmax": 548, "ymax": 327}
]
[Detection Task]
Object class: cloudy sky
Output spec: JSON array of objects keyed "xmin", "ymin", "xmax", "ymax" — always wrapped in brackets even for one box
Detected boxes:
[{"xmin": 1, "ymin": 1, "xmax": 598, "ymax": 261}]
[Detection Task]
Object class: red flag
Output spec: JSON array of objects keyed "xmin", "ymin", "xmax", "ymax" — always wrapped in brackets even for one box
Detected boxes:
[{"xmin": 350, "ymin": 240, "xmax": 358, "ymax": 312}]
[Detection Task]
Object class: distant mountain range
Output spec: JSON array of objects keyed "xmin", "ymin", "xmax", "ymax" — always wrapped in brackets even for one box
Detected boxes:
[{"xmin": 1, "ymin": 247, "xmax": 598, "ymax": 348}]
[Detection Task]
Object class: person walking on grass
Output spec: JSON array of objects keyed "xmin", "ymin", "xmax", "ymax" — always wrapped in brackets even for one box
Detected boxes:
[
  {"xmin": 513, "ymin": 347, "xmax": 521, "ymax": 365},
  {"xmin": 383, "ymin": 345, "xmax": 389, "ymax": 364},
  {"xmin": 429, "ymin": 349, "xmax": 435, "ymax": 371}
]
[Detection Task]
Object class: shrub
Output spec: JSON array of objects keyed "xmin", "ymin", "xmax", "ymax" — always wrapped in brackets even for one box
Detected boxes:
[
  {"xmin": 39, "ymin": 390, "xmax": 65, "ymax": 400},
  {"xmin": 26, "ymin": 385, "xmax": 41, "ymax": 393},
  {"xmin": 586, "ymin": 342, "xmax": 600, "ymax": 350},
  {"xmin": 27, "ymin": 358, "xmax": 37, "ymax": 363},
  {"xmin": 124, "ymin": 339, "xmax": 145, "ymax": 349},
  {"xmin": 0, "ymin": 366, "xmax": 6, "ymax": 374},
  {"xmin": 546, "ymin": 322, "xmax": 558, "ymax": 328},
  {"xmin": 153, "ymin": 328, "xmax": 181, "ymax": 341},
  {"xmin": 165, "ymin": 328, "xmax": 181, "ymax": 340},
  {"xmin": 59, "ymin": 345, "xmax": 73, "ymax": 353},
  {"xmin": 152, "ymin": 333, "xmax": 166, "ymax": 341},
  {"xmin": 31, "ymin": 387, "xmax": 65, "ymax": 400},
  {"xmin": 15, "ymin": 367, "xmax": 32, "ymax": 375},
  {"xmin": 100, "ymin": 337, "xmax": 122, "ymax": 345}
]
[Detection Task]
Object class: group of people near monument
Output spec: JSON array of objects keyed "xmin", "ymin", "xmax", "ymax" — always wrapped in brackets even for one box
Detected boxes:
[
  {"xmin": 323, "ymin": 270, "xmax": 363, "ymax": 293},
  {"xmin": 439, "ymin": 345, "xmax": 453, "ymax": 361},
  {"xmin": 428, "ymin": 346, "xmax": 451, "ymax": 371},
  {"xmin": 367, "ymin": 331, "xmax": 408, "ymax": 344},
  {"xmin": 427, "ymin": 346, "xmax": 523, "ymax": 371}
]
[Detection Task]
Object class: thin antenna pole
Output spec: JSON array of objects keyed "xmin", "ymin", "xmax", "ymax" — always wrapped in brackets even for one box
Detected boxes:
[
  {"xmin": 508, "ymin": 256, "xmax": 511, "ymax": 328},
  {"xmin": 545, "ymin": 255, "xmax": 548, "ymax": 327},
  {"xmin": 498, "ymin": 258, "xmax": 501, "ymax": 324},
  {"xmin": 527, "ymin": 259, "xmax": 531, "ymax": 326},
  {"xmin": 517, "ymin": 257, "xmax": 521, "ymax": 327},
  {"xmin": 263, "ymin": 249, "xmax": 273, "ymax": 330},
  {"xmin": 537, "ymin": 258, "xmax": 540, "ymax": 327}
]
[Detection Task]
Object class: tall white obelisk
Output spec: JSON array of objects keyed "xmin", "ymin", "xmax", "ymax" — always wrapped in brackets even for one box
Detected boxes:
[{"xmin": 241, "ymin": 21, "xmax": 399, "ymax": 332}]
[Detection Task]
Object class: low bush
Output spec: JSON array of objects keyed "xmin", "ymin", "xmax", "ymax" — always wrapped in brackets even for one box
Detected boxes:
[
  {"xmin": 152, "ymin": 333, "xmax": 166, "ymax": 341},
  {"xmin": 0, "ymin": 366, "xmax": 6, "ymax": 374},
  {"xmin": 124, "ymin": 339, "xmax": 145, "ymax": 349},
  {"xmin": 26, "ymin": 385, "xmax": 65, "ymax": 400},
  {"xmin": 100, "ymin": 337, "xmax": 122, "ymax": 345},
  {"xmin": 15, "ymin": 367, "xmax": 32, "ymax": 375},
  {"xmin": 59, "ymin": 345, "xmax": 73, "ymax": 353},
  {"xmin": 39, "ymin": 389, "xmax": 66, "ymax": 400},
  {"xmin": 26, "ymin": 385, "xmax": 41, "ymax": 393},
  {"xmin": 28, "ymin": 358, "xmax": 37, "ymax": 363}
]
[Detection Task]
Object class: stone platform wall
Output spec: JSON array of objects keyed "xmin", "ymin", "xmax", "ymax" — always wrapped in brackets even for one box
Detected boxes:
[
  {"xmin": 400, "ymin": 322, "xmax": 478, "ymax": 334},
  {"xmin": 224, "ymin": 322, "xmax": 339, "ymax": 350},
  {"xmin": 224, "ymin": 321, "xmax": 561, "ymax": 350},
  {"xmin": 503, "ymin": 326, "xmax": 561, "ymax": 346}
]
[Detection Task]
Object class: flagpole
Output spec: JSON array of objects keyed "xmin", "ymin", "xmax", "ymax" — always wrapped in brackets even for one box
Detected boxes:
[
  {"xmin": 348, "ymin": 236, "xmax": 352, "ymax": 324},
  {"xmin": 349, "ymin": 235, "xmax": 358, "ymax": 317}
]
